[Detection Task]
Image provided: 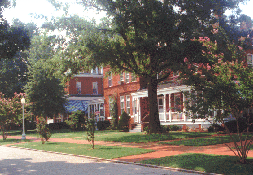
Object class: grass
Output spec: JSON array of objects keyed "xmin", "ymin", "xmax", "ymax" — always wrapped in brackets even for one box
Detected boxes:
[
  {"xmin": 0, "ymin": 138, "xmax": 31, "ymax": 145},
  {"xmin": 161, "ymin": 134, "xmax": 253, "ymax": 146},
  {"xmin": 50, "ymin": 130, "xmax": 215, "ymax": 143},
  {"xmin": 8, "ymin": 129, "xmax": 215, "ymax": 143},
  {"xmin": 139, "ymin": 153, "xmax": 253, "ymax": 175},
  {"xmin": 16, "ymin": 141, "xmax": 154, "ymax": 159}
]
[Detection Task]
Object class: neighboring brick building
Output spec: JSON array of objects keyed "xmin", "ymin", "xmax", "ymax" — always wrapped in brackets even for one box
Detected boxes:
[{"xmin": 50, "ymin": 68, "xmax": 105, "ymax": 123}]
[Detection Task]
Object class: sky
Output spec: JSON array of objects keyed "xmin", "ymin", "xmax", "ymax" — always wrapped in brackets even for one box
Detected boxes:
[
  {"xmin": 2, "ymin": 0, "xmax": 253, "ymax": 27},
  {"xmin": 2, "ymin": 0, "xmax": 105, "ymax": 26}
]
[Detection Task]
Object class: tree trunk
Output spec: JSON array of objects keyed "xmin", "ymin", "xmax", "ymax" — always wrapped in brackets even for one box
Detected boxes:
[{"xmin": 147, "ymin": 76, "xmax": 161, "ymax": 133}]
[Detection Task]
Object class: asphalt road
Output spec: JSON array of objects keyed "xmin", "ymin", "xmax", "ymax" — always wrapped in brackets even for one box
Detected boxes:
[{"xmin": 0, "ymin": 146, "xmax": 201, "ymax": 175}]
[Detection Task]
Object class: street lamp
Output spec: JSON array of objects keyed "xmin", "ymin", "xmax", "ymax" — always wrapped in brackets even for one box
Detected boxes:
[{"xmin": 21, "ymin": 97, "xmax": 26, "ymax": 140}]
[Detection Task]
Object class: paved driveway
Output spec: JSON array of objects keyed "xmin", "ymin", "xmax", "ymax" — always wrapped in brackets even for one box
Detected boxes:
[{"xmin": 0, "ymin": 146, "xmax": 201, "ymax": 175}]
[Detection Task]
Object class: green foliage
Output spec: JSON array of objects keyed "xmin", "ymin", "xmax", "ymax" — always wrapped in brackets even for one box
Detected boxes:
[
  {"xmin": 65, "ymin": 110, "xmax": 86, "ymax": 131},
  {"xmin": 97, "ymin": 120, "xmax": 111, "ymax": 130},
  {"xmin": 110, "ymin": 95, "xmax": 118, "ymax": 129},
  {"xmin": 118, "ymin": 111, "xmax": 130, "ymax": 132},
  {"xmin": 0, "ymin": 92, "xmax": 31, "ymax": 140},
  {"xmin": 36, "ymin": 117, "xmax": 52, "ymax": 144},
  {"xmin": 169, "ymin": 125, "xmax": 181, "ymax": 131}
]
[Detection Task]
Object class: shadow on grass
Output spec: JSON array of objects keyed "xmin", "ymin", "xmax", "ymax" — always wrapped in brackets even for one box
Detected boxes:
[{"xmin": 140, "ymin": 153, "xmax": 253, "ymax": 174}]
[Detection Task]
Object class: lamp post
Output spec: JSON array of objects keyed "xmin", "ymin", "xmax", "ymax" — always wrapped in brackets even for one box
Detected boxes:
[{"xmin": 21, "ymin": 97, "xmax": 26, "ymax": 140}]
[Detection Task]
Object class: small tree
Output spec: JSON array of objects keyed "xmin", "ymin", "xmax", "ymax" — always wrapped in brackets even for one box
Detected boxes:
[
  {"xmin": 86, "ymin": 115, "xmax": 95, "ymax": 149},
  {"xmin": 118, "ymin": 111, "xmax": 131, "ymax": 132},
  {"xmin": 36, "ymin": 117, "xmax": 52, "ymax": 144},
  {"xmin": 183, "ymin": 37, "xmax": 253, "ymax": 164},
  {"xmin": 110, "ymin": 95, "xmax": 118, "ymax": 129},
  {"xmin": 65, "ymin": 110, "xmax": 86, "ymax": 130},
  {"xmin": 0, "ymin": 92, "xmax": 31, "ymax": 140}
]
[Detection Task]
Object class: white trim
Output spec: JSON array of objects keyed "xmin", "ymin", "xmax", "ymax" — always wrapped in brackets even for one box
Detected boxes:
[{"xmin": 74, "ymin": 74, "xmax": 103, "ymax": 78}]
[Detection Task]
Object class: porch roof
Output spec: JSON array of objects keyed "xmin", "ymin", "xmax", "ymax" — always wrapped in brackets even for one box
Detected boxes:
[{"xmin": 131, "ymin": 84, "xmax": 191, "ymax": 98}]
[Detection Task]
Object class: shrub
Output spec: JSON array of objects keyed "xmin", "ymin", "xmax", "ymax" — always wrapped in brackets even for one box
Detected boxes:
[
  {"xmin": 208, "ymin": 123, "xmax": 225, "ymax": 132},
  {"xmin": 65, "ymin": 110, "xmax": 86, "ymax": 131},
  {"xmin": 225, "ymin": 118, "xmax": 248, "ymax": 133},
  {"xmin": 161, "ymin": 125, "xmax": 170, "ymax": 133},
  {"xmin": 97, "ymin": 120, "xmax": 111, "ymax": 130},
  {"xmin": 169, "ymin": 125, "xmax": 180, "ymax": 131},
  {"xmin": 118, "ymin": 111, "xmax": 131, "ymax": 132},
  {"xmin": 36, "ymin": 117, "xmax": 52, "ymax": 144}
]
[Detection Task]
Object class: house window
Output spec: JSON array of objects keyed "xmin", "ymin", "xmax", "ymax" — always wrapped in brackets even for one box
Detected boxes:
[
  {"xmin": 158, "ymin": 97, "xmax": 163, "ymax": 113},
  {"xmin": 100, "ymin": 103, "xmax": 104, "ymax": 117},
  {"xmin": 125, "ymin": 72, "xmax": 130, "ymax": 83},
  {"xmin": 133, "ymin": 98, "xmax": 137, "ymax": 114},
  {"xmin": 131, "ymin": 73, "xmax": 136, "ymax": 82},
  {"xmin": 108, "ymin": 72, "xmax": 112, "ymax": 87},
  {"xmin": 126, "ymin": 95, "xmax": 130, "ymax": 114},
  {"xmin": 92, "ymin": 82, "xmax": 98, "ymax": 94},
  {"xmin": 76, "ymin": 82, "xmax": 81, "ymax": 94},
  {"xmin": 109, "ymin": 96, "xmax": 114, "ymax": 116},
  {"xmin": 120, "ymin": 96, "xmax": 125, "ymax": 114},
  {"xmin": 247, "ymin": 54, "xmax": 253, "ymax": 67},
  {"xmin": 120, "ymin": 72, "xmax": 124, "ymax": 83}
]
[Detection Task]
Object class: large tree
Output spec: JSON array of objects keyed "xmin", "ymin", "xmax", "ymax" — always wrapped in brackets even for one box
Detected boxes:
[{"xmin": 77, "ymin": 0, "xmax": 247, "ymax": 133}]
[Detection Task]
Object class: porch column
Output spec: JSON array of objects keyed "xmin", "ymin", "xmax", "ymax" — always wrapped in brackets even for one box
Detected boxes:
[
  {"xmin": 183, "ymin": 92, "xmax": 186, "ymax": 121},
  {"xmin": 163, "ymin": 94, "xmax": 166, "ymax": 122},
  {"xmin": 137, "ymin": 97, "xmax": 140, "ymax": 123},
  {"xmin": 88, "ymin": 104, "xmax": 90, "ymax": 119},
  {"xmin": 169, "ymin": 94, "xmax": 172, "ymax": 122}
]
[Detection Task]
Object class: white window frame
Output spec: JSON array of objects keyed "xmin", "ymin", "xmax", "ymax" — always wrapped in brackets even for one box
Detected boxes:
[
  {"xmin": 92, "ymin": 82, "xmax": 98, "ymax": 94},
  {"xmin": 109, "ymin": 96, "xmax": 113, "ymax": 116},
  {"xmin": 120, "ymin": 96, "xmax": 125, "ymax": 114},
  {"xmin": 120, "ymin": 72, "xmax": 124, "ymax": 83},
  {"xmin": 133, "ymin": 98, "xmax": 137, "ymax": 114},
  {"xmin": 131, "ymin": 73, "xmax": 137, "ymax": 82},
  {"xmin": 126, "ymin": 95, "xmax": 130, "ymax": 114}
]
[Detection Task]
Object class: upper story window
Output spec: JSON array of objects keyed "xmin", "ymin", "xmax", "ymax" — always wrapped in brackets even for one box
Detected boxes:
[
  {"xmin": 247, "ymin": 54, "xmax": 253, "ymax": 67},
  {"xmin": 90, "ymin": 66, "xmax": 103, "ymax": 74},
  {"xmin": 120, "ymin": 72, "xmax": 124, "ymax": 83},
  {"xmin": 92, "ymin": 82, "xmax": 98, "ymax": 95},
  {"xmin": 125, "ymin": 72, "xmax": 130, "ymax": 83},
  {"xmin": 76, "ymin": 82, "xmax": 81, "ymax": 94},
  {"xmin": 131, "ymin": 73, "xmax": 137, "ymax": 82},
  {"xmin": 108, "ymin": 72, "xmax": 112, "ymax": 87}
]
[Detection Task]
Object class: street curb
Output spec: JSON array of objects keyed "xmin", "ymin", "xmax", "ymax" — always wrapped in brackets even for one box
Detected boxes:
[{"xmin": 2, "ymin": 145, "xmax": 222, "ymax": 175}]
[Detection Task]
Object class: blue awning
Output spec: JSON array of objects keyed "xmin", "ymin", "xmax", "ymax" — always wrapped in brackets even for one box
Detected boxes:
[{"xmin": 64, "ymin": 100, "xmax": 89, "ymax": 113}]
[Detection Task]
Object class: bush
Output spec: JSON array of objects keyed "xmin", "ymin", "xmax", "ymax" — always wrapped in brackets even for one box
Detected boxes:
[
  {"xmin": 225, "ymin": 118, "xmax": 248, "ymax": 133},
  {"xmin": 97, "ymin": 120, "xmax": 111, "ymax": 130},
  {"xmin": 161, "ymin": 125, "xmax": 170, "ymax": 133},
  {"xmin": 118, "ymin": 111, "xmax": 131, "ymax": 132},
  {"xmin": 65, "ymin": 110, "xmax": 86, "ymax": 131},
  {"xmin": 169, "ymin": 125, "xmax": 180, "ymax": 131},
  {"xmin": 48, "ymin": 122, "xmax": 69, "ymax": 130},
  {"xmin": 36, "ymin": 117, "xmax": 52, "ymax": 144},
  {"xmin": 208, "ymin": 123, "xmax": 225, "ymax": 132}
]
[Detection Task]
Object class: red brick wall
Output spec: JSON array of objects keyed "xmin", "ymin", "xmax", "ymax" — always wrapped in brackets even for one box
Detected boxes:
[
  {"xmin": 103, "ymin": 67, "xmax": 143, "ymax": 118},
  {"xmin": 67, "ymin": 76, "xmax": 103, "ymax": 95}
]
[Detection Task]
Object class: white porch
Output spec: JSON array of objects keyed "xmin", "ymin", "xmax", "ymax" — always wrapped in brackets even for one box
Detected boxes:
[{"xmin": 131, "ymin": 84, "xmax": 213, "ymax": 127}]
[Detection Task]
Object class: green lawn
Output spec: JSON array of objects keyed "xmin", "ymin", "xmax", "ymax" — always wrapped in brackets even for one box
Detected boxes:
[
  {"xmin": 139, "ymin": 153, "xmax": 253, "ymax": 175},
  {"xmin": 16, "ymin": 141, "xmax": 154, "ymax": 159},
  {"xmin": 161, "ymin": 134, "xmax": 253, "ymax": 146},
  {"xmin": 51, "ymin": 130, "xmax": 215, "ymax": 143},
  {"xmin": 8, "ymin": 129, "xmax": 215, "ymax": 143},
  {"xmin": 0, "ymin": 138, "xmax": 31, "ymax": 145}
]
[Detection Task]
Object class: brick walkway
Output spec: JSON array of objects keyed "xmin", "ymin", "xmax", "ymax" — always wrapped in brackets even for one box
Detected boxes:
[{"xmin": 3, "ymin": 135, "xmax": 253, "ymax": 162}]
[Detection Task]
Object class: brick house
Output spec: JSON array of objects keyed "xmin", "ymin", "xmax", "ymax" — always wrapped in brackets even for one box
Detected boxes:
[
  {"xmin": 49, "ymin": 68, "xmax": 104, "ymax": 123},
  {"xmin": 103, "ymin": 66, "xmax": 216, "ymax": 131}
]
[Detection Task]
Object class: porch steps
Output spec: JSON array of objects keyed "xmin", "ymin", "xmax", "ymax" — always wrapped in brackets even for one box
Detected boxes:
[{"xmin": 129, "ymin": 124, "xmax": 142, "ymax": 132}]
